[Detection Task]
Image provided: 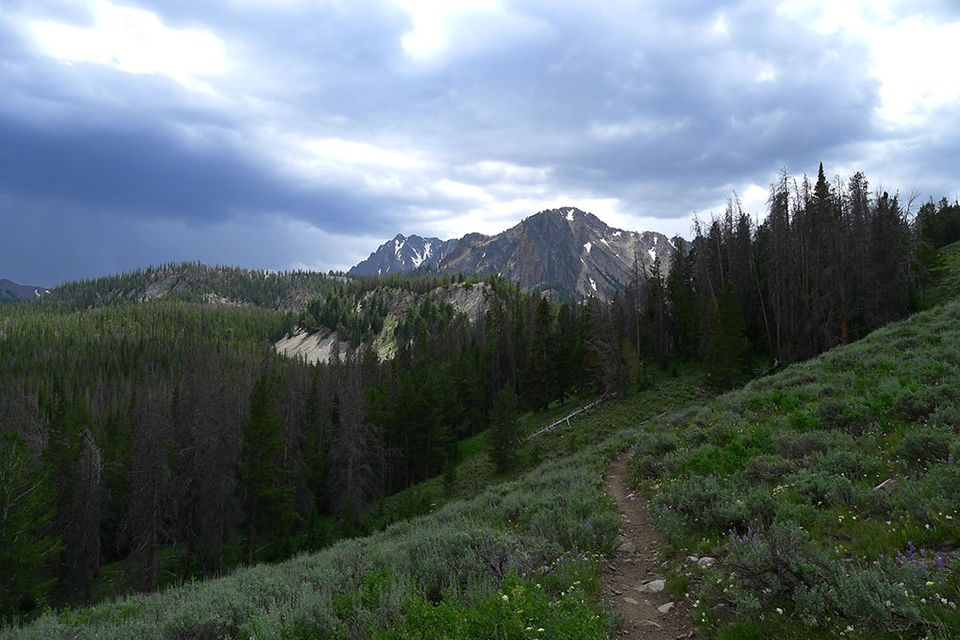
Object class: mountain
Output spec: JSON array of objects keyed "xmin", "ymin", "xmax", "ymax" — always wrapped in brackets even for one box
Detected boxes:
[
  {"xmin": 348, "ymin": 207, "xmax": 678, "ymax": 300},
  {"xmin": 0, "ymin": 278, "xmax": 49, "ymax": 303},
  {"xmin": 348, "ymin": 234, "xmax": 459, "ymax": 276}
]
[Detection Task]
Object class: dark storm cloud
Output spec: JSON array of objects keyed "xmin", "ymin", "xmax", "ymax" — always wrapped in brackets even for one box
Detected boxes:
[{"xmin": 0, "ymin": 0, "xmax": 956, "ymax": 284}]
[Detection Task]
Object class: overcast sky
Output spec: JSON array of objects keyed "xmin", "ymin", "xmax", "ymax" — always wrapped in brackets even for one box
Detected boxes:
[{"xmin": 1, "ymin": 0, "xmax": 958, "ymax": 285}]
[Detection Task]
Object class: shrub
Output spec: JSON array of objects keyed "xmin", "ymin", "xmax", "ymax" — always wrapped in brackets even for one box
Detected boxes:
[
  {"xmin": 932, "ymin": 404, "xmax": 960, "ymax": 430},
  {"xmin": 786, "ymin": 470, "xmax": 854, "ymax": 507},
  {"xmin": 741, "ymin": 488, "xmax": 778, "ymax": 526},
  {"xmin": 718, "ymin": 522, "xmax": 832, "ymax": 615},
  {"xmin": 773, "ymin": 501, "xmax": 819, "ymax": 527},
  {"xmin": 813, "ymin": 449, "xmax": 870, "ymax": 478},
  {"xmin": 634, "ymin": 431, "xmax": 678, "ymax": 456},
  {"xmin": 818, "ymin": 398, "xmax": 873, "ymax": 434},
  {"xmin": 629, "ymin": 454, "xmax": 664, "ymax": 480},
  {"xmin": 893, "ymin": 387, "xmax": 938, "ymax": 421},
  {"xmin": 654, "ymin": 475, "xmax": 747, "ymax": 534},
  {"xmin": 898, "ymin": 427, "xmax": 953, "ymax": 468},
  {"xmin": 670, "ymin": 443, "xmax": 751, "ymax": 477},
  {"xmin": 742, "ymin": 455, "xmax": 795, "ymax": 484},
  {"xmin": 921, "ymin": 464, "xmax": 960, "ymax": 511},
  {"xmin": 772, "ymin": 430, "xmax": 853, "ymax": 461},
  {"xmin": 788, "ymin": 408, "xmax": 820, "ymax": 431}
]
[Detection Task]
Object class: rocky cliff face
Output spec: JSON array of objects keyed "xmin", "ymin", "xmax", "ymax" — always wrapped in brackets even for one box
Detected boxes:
[{"xmin": 275, "ymin": 282, "xmax": 490, "ymax": 364}]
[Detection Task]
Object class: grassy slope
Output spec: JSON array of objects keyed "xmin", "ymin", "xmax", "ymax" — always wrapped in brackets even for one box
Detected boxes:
[
  {"xmin": 629, "ymin": 300, "xmax": 960, "ymax": 639},
  {"xmin": 366, "ymin": 372, "xmax": 706, "ymax": 531}
]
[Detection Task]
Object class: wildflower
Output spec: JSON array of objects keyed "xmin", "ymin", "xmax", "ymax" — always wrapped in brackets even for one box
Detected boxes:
[
  {"xmin": 502, "ymin": 594, "xmax": 509, "ymax": 602},
  {"xmin": 776, "ymin": 607, "xmax": 783, "ymax": 615}
]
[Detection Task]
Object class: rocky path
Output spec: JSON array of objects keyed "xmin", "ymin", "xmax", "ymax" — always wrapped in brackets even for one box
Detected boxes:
[{"xmin": 603, "ymin": 452, "xmax": 697, "ymax": 639}]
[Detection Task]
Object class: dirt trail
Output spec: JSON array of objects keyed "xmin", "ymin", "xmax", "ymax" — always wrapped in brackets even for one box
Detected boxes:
[{"xmin": 603, "ymin": 452, "xmax": 697, "ymax": 639}]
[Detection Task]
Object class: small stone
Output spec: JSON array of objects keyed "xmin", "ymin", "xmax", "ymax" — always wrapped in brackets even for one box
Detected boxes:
[
  {"xmin": 618, "ymin": 542, "xmax": 637, "ymax": 554},
  {"xmin": 638, "ymin": 579, "xmax": 666, "ymax": 593},
  {"xmin": 697, "ymin": 556, "xmax": 716, "ymax": 568},
  {"xmin": 658, "ymin": 601, "xmax": 675, "ymax": 614},
  {"xmin": 686, "ymin": 555, "xmax": 699, "ymax": 563},
  {"xmin": 623, "ymin": 597, "xmax": 639, "ymax": 605},
  {"xmin": 641, "ymin": 620, "xmax": 663, "ymax": 629}
]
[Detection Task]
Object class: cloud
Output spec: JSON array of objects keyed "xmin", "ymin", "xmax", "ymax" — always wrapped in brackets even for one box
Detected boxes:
[
  {"xmin": 28, "ymin": 1, "xmax": 227, "ymax": 91},
  {"xmin": 0, "ymin": 0, "xmax": 957, "ymax": 285}
]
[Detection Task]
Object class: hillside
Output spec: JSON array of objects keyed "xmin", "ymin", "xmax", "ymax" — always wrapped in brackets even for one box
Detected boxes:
[
  {"xmin": 275, "ymin": 281, "xmax": 490, "ymax": 364},
  {"xmin": 349, "ymin": 207, "xmax": 677, "ymax": 300},
  {"xmin": 625, "ymin": 299, "xmax": 960, "ymax": 638},
  {"xmin": 0, "ymin": 278, "xmax": 48, "ymax": 303},
  {"xmin": 39, "ymin": 263, "xmax": 342, "ymax": 311},
  {"xmin": 7, "ymin": 295, "xmax": 959, "ymax": 638}
]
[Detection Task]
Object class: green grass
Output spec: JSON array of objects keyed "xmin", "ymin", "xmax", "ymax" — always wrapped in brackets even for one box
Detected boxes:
[{"xmin": 628, "ymin": 300, "xmax": 960, "ymax": 638}]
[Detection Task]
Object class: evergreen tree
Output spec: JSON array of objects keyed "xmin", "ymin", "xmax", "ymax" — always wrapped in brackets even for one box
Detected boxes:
[
  {"xmin": 0, "ymin": 435, "xmax": 62, "ymax": 621},
  {"xmin": 489, "ymin": 386, "xmax": 520, "ymax": 474},
  {"xmin": 240, "ymin": 371, "xmax": 297, "ymax": 563},
  {"xmin": 705, "ymin": 285, "xmax": 750, "ymax": 389},
  {"xmin": 666, "ymin": 245, "xmax": 699, "ymax": 361}
]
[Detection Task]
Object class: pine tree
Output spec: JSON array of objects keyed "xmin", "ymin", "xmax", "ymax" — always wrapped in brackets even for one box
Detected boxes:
[
  {"xmin": 489, "ymin": 386, "xmax": 519, "ymax": 474},
  {"xmin": 704, "ymin": 285, "xmax": 750, "ymax": 389},
  {"xmin": 240, "ymin": 371, "xmax": 297, "ymax": 563},
  {"xmin": 0, "ymin": 435, "xmax": 62, "ymax": 621},
  {"xmin": 666, "ymin": 245, "xmax": 699, "ymax": 361}
]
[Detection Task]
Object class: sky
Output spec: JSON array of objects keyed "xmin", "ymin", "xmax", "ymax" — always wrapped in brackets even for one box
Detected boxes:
[{"xmin": 1, "ymin": 0, "xmax": 958, "ymax": 286}]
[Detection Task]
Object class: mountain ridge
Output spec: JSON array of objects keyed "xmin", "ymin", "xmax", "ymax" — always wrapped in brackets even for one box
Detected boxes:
[{"xmin": 348, "ymin": 207, "xmax": 679, "ymax": 300}]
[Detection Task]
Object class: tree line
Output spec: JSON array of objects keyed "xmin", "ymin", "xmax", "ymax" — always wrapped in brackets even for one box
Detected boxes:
[{"xmin": 597, "ymin": 165, "xmax": 955, "ymax": 390}]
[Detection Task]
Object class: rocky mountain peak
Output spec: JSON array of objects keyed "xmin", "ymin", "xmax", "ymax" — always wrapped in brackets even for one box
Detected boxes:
[{"xmin": 349, "ymin": 208, "xmax": 680, "ymax": 300}]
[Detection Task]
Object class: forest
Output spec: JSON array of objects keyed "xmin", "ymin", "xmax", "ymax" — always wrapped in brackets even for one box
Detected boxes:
[{"xmin": 1, "ymin": 164, "xmax": 959, "ymax": 624}]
